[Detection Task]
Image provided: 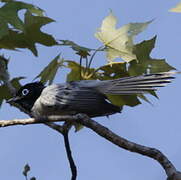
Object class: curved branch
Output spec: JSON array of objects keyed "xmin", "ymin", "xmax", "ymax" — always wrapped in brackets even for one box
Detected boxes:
[
  {"xmin": 0, "ymin": 114, "xmax": 181, "ymax": 179},
  {"xmin": 75, "ymin": 114, "xmax": 181, "ymax": 180}
]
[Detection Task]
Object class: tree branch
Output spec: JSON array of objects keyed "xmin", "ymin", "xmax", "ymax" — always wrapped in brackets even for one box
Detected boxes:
[
  {"xmin": 63, "ymin": 129, "xmax": 77, "ymax": 180},
  {"xmin": 0, "ymin": 114, "xmax": 181, "ymax": 180}
]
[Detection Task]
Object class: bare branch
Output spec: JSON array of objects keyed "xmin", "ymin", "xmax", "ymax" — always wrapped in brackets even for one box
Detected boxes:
[
  {"xmin": 0, "ymin": 115, "xmax": 76, "ymax": 127},
  {"xmin": 75, "ymin": 114, "xmax": 181, "ymax": 180},
  {"xmin": 63, "ymin": 129, "xmax": 77, "ymax": 180},
  {"xmin": 0, "ymin": 114, "xmax": 181, "ymax": 179}
]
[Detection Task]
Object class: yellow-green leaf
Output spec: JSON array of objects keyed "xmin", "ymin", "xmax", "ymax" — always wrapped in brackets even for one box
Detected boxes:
[
  {"xmin": 95, "ymin": 12, "xmax": 151, "ymax": 63},
  {"xmin": 169, "ymin": 2, "xmax": 181, "ymax": 13}
]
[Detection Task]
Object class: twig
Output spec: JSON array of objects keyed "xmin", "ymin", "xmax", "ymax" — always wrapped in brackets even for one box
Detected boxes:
[
  {"xmin": 88, "ymin": 46, "xmax": 104, "ymax": 68},
  {"xmin": 45, "ymin": 121, "xmax": 77, "ymax": 180},
  {"xmin": 63, "ymin": 130, "xmax": 77, "ymax": 180}
]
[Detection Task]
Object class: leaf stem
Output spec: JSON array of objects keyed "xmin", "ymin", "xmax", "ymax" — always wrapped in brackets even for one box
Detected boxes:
[
  {"xmin": 79, "ymin": 56, "xmax": 83, "ymax": 80},
  {"xmin": 88, "ymin": 46, "xmax": 104, "ymax": 68}
]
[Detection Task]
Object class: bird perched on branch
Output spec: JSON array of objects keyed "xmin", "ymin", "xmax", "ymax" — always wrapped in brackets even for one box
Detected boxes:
[{"xmin": 7, "ymin": 72, "xmax": 177, "ymax": 118}]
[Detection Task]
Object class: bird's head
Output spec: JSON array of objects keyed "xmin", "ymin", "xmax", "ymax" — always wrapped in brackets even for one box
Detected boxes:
[{"xmin": 7, "ymin": 82, "xmax": 45, "ymax": 112}]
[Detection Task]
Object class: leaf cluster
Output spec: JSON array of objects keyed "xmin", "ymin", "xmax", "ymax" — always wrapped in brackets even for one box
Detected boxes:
[
  {"xmin": 0, "ymin": 0, "xmax": 57, "ymax": 56},
  {"xmin": 0, "ymin": 1, "xmax": 176, "ymax": 114}
]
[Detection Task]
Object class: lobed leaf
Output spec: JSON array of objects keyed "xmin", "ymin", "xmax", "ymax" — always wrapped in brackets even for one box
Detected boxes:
[
  {"xmin": 0, "ymin": 11, "xmax": 58, "ymax": 56},
  {"xmin": 129, "ymin": 36, "xmax": 175, "ymax": 76},
  {"xmin": 0, "ymin": 1, "xmax": 44, "ymax": 35},
  {"xmin": 95, "ymin": 11, "xmax": 152, "ymax": 63},
  {"xmin": 35, "ymin": 54, "xmax": 64, "ymax": 85}
]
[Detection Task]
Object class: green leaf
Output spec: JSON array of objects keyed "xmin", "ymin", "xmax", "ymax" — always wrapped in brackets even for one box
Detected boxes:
[
  {"xmin": 0, "ymin": 55, "xmax": 9, "ymax": 82},
  {"xmin": 0, "ymin": 0, "xmax": 14, "ymax": 2},
  {"xmin": 59, "ymin": 40, "xmax": 92, "ymax": 58},
  {"xmin": 95, "ymin": 11, "xmax": 152, "ymax": 63},
  {"xmin": 35, "ymin": 54, "xmax": 64, "ymax": 85},
  {"xmin": 96, "ymin": 62, "xmax": 140, "ymax": 107},
  {"xmin": 0, "ymin": 1, "xmax": 44, "ymax": 35},
  {"xmin": 22, "ymin": 164, "xmax": 30, "ymax": 177},
  {"xmin": 169, "ymin": 2, "xmax": 181, "ymax": 13},
  {"xmin": 129, "ymin": 36, "xmax": 176, "ymax": 76},
  {"xmin": 66, "ymin": 61, "xmax": 81, "ymax": 81},
  {"xmin": 0, "ymin": 11, "xmax": 58, "ymax": 56},
  {"xmin": 97, "ymin": 62, "xmax": 129, "ymax": 80},
  {"xmin": 107, "ymin": 94, "xmax": 140, "ymax": 107},
  {"xmin": 0, "ymin": 76, "xmax": 24, "ymax": 106},
  {"xmin": 66, "ymin": 60, "xmax": 97, "ymax": 81}
]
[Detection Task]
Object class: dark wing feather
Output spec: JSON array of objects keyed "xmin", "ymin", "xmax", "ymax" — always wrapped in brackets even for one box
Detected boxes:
[{"xmin": 32, "ymin": 83, "xmax": 121, "ymax": 117}]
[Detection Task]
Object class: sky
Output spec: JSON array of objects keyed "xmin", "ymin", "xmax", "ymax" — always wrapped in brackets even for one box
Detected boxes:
[{"xmin": 0, "ymin": 0, "xmax": 181, "ymax": 180}]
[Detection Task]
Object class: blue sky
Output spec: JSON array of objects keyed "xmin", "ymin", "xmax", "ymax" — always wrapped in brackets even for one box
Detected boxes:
[{"xmin": 1, "ymin": 0, "xmax": 181, "ymax": 180}]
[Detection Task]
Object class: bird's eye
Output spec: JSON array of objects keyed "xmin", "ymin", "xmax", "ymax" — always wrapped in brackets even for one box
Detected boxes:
[{"xmin": 22, "ymin": 89, "xmax": 29, "ymax": 96}]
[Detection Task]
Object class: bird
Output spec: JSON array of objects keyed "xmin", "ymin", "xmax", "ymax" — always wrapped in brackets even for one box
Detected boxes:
[{"xmin": 7, "ymin": 72, "xmax": 176, "ymax": 118}]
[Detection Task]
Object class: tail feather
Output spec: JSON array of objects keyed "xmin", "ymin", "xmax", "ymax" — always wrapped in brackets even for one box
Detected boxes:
[{"xmin": 96, "ymin": 72, "xmax": 177, "ymax": 95}]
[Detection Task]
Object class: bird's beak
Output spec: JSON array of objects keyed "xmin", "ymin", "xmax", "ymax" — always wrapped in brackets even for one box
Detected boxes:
[{"xmin": 6, "ymin": 96, "xmax": 22, "ymax": 104}]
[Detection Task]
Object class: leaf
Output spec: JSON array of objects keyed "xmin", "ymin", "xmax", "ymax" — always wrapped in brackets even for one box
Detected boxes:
[
  {"xmin": 0, "ymin": 55, "xmax": 9, "ymax": 82},
  {"xmin": 0, "ymin": 76, "xmax": 24, "ymax": 106},
  {"xmin": 0, "ymin": 1, "xmax": 44, "ymax": 35},
  {"xmin": 0, "ymin": 0, "xmax": 14, "ymax": 2},
  {"xmin": 129, "ymin": 36, "xmax": 176, "ymax": 76},
  {"xmin": 22, "ymin": 164, "xmax": 30, "ymax": 177},
  {"xmin": 127, "ymin": 36, "xmax": 175, "ymax": 100},
  {"xmin": 96, "ymin": 62, "xmax": 140, "ymax": 107},
  {"xmin": 59, "ymin": 40, "xmax": 92, "ymax": 58},
  {"xmin": 97, "ymin": 62, "xmax": 129, "ymax": 80},
  {"xmin": 107, "ymin": 94, "xmax": 141, "ymax": 107},
  {"xmin": 169, "ymin": 2, "xmax": 181, "ymax": 12},
  {"xmin": 95, "ymin": 11, "xmax": 151, "ymax": 63},
  {"xmin": 0, "ymin": 11, "xmax": 58, "ymax": 56},
  {"xmin": 35, "ymin": 54, "xmax": 64, "ymax": 85},
  {"xmin": 66, "ymin": 60, "xmax": 97, "ymax": 81}
]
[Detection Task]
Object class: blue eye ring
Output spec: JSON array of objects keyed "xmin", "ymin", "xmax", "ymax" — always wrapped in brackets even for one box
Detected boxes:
[{"xmin": 22, "ymin": 89, "xmax": 29, "ymax": 96}]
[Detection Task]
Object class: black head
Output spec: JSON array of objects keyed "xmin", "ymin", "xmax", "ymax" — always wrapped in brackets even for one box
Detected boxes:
[{"xmin": 7, "ymin": 82, "xmax": 45, "ymax": 112}]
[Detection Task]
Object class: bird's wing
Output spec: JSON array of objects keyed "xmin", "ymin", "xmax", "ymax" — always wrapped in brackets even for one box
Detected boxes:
[
  {"xmin": 32, "ymin": 83, "xmax": 120, "ymax": 117},
  {"xmin": 85, "ymin": 72, "xmax": 177, "ymax": 95}
]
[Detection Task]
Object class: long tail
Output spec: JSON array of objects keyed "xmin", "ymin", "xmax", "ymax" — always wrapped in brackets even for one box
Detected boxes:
[{"xmin": 96, "ymin": 72, "xmax": 177, "ymax": 95}]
